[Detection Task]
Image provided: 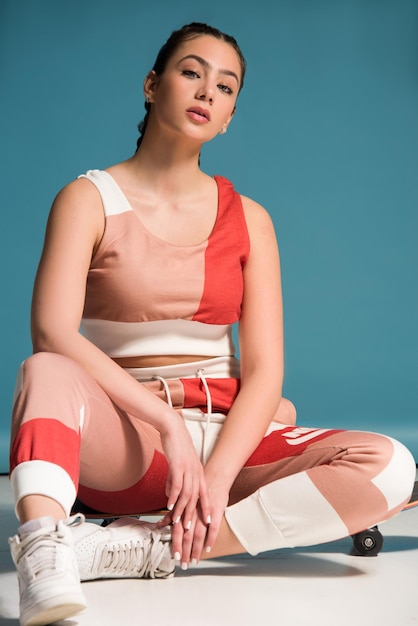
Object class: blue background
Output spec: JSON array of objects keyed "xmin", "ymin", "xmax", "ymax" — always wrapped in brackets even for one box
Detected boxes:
[{"xmin": 1, "ymin": 0, "xmax": 417, "ymax": 472}]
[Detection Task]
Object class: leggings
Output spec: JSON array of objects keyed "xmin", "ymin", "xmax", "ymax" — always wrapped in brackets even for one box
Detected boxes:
[{"xmin": 10, "ymin": 352, "xmax": 416, "ymax": 555}]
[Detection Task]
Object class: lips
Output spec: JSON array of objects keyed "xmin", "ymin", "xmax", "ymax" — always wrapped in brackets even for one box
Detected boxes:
[{"xmin": 186, "ymin": 107, "xmax": 211, "ymax": 122}]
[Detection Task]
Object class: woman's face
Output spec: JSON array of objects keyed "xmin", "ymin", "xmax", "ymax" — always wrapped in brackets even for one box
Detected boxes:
[{"xmin": 145, "ymin": 35, "xmax": 242, "ymax": 143}]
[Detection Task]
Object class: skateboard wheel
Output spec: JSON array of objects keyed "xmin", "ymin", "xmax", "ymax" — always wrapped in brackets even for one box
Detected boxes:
[{"xmin": 351, "ymin": 526, "xmax": 383, "ymax": 556}]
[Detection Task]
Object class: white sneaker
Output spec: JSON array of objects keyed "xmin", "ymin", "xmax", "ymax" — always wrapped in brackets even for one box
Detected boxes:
[
  {"xmin": 9, "ymin": 514, "xmax": 87, "ymax": 626},
  {"xmin": 72, "ymin": 517, "xmax": 175, "ymax": 580}
]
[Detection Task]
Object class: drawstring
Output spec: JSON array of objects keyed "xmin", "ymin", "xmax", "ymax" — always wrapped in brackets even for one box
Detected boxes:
[
  {"xmin": 196, "ymin": 369, "xmax": 212, "ymax": 464},
  {"xmin": 152, "ymin": 376, "xmax": 173, "ymax": 408},
  {"xmin": 152, "ymin": 370, "xmax": 213, "ymax": 463}
]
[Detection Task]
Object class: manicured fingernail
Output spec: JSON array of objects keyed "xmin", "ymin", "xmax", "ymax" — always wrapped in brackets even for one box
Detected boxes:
[
  {"xmin": 181, "ymin": 562, "xmax": 188, "ymax": 571},
  {"xmin": 191, "ymin": 558, "xmax": 198, "ymax": 566},
  {"xmin": 174, "ymin": 515, "xmax": 181, "ymax": 524},
  {"xmin": 174, "ymin": 552, "xmax": 181, "ymax": 562},
  {"xmin": 205, "ymin": 546, "xmax": 212, "ymax": 554},
  {"xmin": 185, "ymin": 520, "xmax": 191, "ymax": 530},
  {"xmin": 167, "ymin": 503, "xmax": 174, "ymax": 511},
  {"xmin": 206, "ymin": 515, "xmax": 212, "ymax": 524}
]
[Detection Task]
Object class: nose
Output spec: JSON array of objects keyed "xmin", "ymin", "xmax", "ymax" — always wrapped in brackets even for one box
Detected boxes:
[{"xmin": 196, "ymin": 82, "xmax": 214, "ymax": 104}]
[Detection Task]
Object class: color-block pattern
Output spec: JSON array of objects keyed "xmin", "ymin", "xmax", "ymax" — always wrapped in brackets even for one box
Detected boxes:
[{"xmin": 79, "ymin": 170, "xmax": 250, "ymax": 357}]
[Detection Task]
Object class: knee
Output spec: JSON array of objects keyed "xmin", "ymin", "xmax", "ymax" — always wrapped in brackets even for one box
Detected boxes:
[
  {"xmin": 19, "ymin": 352, "xmax": 86, "ymax": 391},
  {"xmin": 273, "ymin": 397, "xmax": 297, "ymax": 425},
  {"xmin": 373, "ymin": 435, "xmax": 416, "ymax": 511},
  {"xmin": 23, "ymin": 351, "xmax": 80, "ymax": 374},
  {"xmin": 12, "ymin": 352, "xmax": 90, "ymax": 434}
]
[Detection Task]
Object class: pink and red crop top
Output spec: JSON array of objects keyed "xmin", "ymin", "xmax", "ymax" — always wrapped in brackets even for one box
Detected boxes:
[{"xmin": 79, "ymin": 170, "xmax": 250, "ymax": 358}]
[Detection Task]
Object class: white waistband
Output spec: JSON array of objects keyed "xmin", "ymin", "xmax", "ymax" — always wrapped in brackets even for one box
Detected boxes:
[
  {"xmin": 80, "ymin": 318, "xmax": 236, "ymax": 358},
  {"xmin": 124, "ymin": 355, "xmax": 240, "ymax": 382}
]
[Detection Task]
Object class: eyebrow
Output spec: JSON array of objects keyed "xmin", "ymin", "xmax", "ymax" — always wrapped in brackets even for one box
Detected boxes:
[{"xmin": 177, "ymin": 54, "xmax": 240, "ymax": 85}]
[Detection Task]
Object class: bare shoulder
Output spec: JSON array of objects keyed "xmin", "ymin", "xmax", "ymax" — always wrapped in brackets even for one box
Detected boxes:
[
  {"xmin": 239, "ymin": 194, "xmax": 277, "ymax": 240},
  {"xmin": 52, "ymin": 176, "xmax": 102, "ymax": 212},
  {"xmin": 46, "ymin": 176, "xmax": 105, "ymax": 249}
]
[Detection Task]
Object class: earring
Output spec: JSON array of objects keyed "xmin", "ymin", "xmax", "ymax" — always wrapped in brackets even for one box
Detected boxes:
[
  {"xmin": 146, "ymin": 96, "xmax": 151, "ymax": 103},
  {"xmin": 219, "ymin": 126, "xmax": 227, "ymax": 135}
]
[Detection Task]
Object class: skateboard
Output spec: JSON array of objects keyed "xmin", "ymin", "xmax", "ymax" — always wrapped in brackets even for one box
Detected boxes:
[
  {"xmin": 72, "ymin": 480, "xmax": 418, "ymax": 557},
  {"xmin": 351, "ymin": 479, "xmax": 418, "ymax": 556}
]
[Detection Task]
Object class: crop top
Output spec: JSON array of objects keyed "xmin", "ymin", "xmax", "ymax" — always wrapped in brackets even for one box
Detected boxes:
[{"xmin": 79, "ymin": 169, "xmax": 250, "ymax": 358}]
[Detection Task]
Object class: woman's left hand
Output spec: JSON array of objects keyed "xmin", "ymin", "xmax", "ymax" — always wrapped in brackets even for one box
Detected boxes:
[{"xmin": 162, "ymin": 479, "xmax": 229, "ymax": 569}]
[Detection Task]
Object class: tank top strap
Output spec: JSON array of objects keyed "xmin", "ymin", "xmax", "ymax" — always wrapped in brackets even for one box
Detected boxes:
[{"xmin": 78, "ymin": 169, "xmax": 132, "ymax": 217}]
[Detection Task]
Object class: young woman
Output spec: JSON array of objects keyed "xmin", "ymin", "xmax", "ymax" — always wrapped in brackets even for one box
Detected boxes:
[{"xmin": 9, "ymin": 22, "xmax": 415, "ymax": 626}]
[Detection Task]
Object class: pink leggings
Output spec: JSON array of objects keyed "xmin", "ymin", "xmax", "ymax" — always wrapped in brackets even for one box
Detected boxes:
[{"xmin": 10, "ymin": 352, "xmax": 416, "ymax": 555}]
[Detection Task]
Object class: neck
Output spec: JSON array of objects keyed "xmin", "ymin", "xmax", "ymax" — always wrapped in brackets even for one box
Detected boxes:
[{"xmin": 129, "ymin": 127, "xmax": 206, "ymax": 197}]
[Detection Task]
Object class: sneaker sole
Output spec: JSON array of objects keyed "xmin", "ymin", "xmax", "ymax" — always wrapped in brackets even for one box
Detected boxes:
[{"xmin": 21, "ymin": 593, "xmax": 87, "ymax": 626}]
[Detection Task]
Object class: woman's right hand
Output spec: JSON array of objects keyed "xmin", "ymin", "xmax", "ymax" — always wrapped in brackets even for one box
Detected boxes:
[{"xmin": 160, "ymin": 414, "xmax": 211, "ymax": 533}]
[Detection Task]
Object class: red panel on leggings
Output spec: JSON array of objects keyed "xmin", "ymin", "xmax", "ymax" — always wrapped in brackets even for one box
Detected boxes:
[
  {"xmin": 77, "ymin": 449, "xmax": 169, "ymax": 515},
  {"xmin": 244, "ymin": 428, "xmax": 340, "ymax": 467},
  {"xmin": 9, "ymin": 418, "xmax": 80, "ymax": 484}
]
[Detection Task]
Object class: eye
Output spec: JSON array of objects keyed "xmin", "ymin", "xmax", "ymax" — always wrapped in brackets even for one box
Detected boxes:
[
  {"xmin": 182, "ymin": 69, "xmax": 200, "ymax": 79},
  {"xmin": 218, "ymin": 84, "xmax": 234, "ymax": 95}
]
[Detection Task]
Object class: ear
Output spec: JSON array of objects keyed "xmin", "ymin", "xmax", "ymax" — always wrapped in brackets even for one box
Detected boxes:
[
  {"xmin": 143, "ymin": 70, "xmax": 159, "ymax": 103},
  {"xmin": 223, "ymin": 106, "xmax": 236, "ymax": 132}
]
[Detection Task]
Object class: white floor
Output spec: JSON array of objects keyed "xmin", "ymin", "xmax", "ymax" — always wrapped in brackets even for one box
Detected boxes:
[{"xmin": 0, "ymin": 475, "xmax": 417, "ymax": 626}]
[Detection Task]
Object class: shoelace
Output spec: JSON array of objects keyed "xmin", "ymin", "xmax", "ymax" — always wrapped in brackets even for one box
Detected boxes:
[
  {"xmin": 14, "ymin": 514, "xmax": 85, "ymax": 578},
  {"xmin": 153, "ymin": 368, "xmax": 213, "ymax": 464},
  {"xmin": 95, "ymin": 530, "xmax": 168, "ymax": 578}
]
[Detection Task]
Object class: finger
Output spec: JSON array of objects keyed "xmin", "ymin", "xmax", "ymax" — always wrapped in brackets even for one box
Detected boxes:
[
  {"xmin": 181, "ymin": 476, "xmax": 200, "ymax": 531},
  {"xmin": 166, "ymin": 471, "xmax": 184, "ymax": 513},
  {"xmin": 155, "ymin": 512, "xmax": 172, "ymax": 528},
  {"xmin": 179, "ymin": 515, "xmax": 197, "ymax": 569},
  {"xmin": 165, "ymin": 471, "xmax": 172, "ymax": 500},
  {"xmin": 170, "ymin": 518, "xmax": 184, "ymax": 564},
  {"xmin": 198, "ymin": 476, "xmax": 212, "ymax": 525},
  {"xmin": 170, "ymin": 472, "xmax": 194, "ymax": 526},
  {"xmin": 190, "ymin": 518, "xmax": 208, "ymax": 565},
  {"xmin": 204, "ymin": 513, "xmax": 222, "ymax": 556}
]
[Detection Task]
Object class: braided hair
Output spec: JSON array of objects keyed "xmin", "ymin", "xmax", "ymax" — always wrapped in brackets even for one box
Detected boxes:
[{"xmin": 136, "ymin": 22, "xmax": 246, "ymax": 151}]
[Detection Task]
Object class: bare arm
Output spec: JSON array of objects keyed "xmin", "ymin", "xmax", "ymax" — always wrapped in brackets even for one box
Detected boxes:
[
  {"xmin": 175, "ymin": 195, "xmax": 285, "ymax": 563},
  {"xmin": 204, "ymin": 195, "xmax": 284, "ymax": 485},
  {"xmin": 31, "ymin": 178, "xmax": 210, "ymax": 522},
  {"xmin": 32, "ymin": 179, "xmax": 172, "ymax": 429}
]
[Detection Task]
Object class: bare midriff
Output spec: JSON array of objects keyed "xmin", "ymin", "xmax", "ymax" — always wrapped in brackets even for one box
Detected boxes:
[{"xmin": 112, "ymin": 355, "xmax": 216, "ymax": 368}]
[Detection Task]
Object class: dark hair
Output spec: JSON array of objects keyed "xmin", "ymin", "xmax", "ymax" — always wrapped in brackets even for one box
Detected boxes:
[{"xmin": 136, "ymin": 22, "xmax": 246, "ymax": 150}]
